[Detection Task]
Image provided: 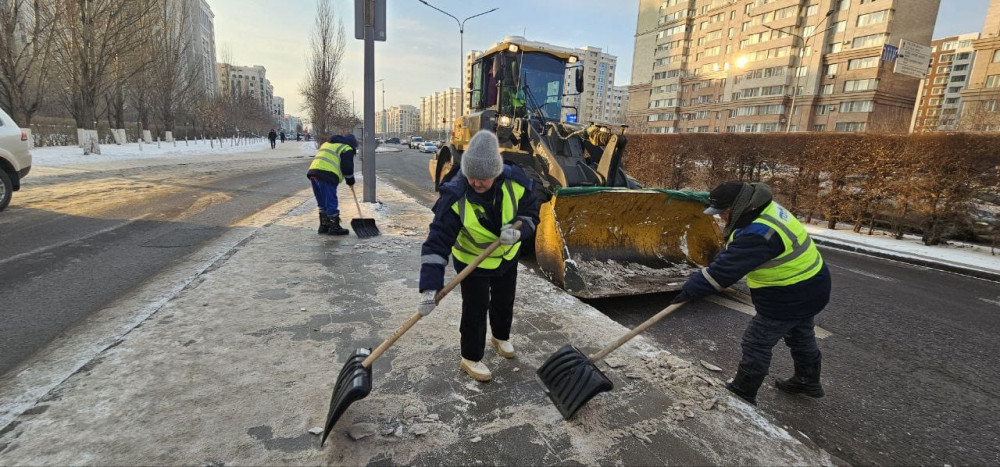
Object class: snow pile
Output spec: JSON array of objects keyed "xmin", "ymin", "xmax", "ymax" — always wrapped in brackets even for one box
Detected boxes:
[{"xmin": 31, "ymin": 139, "xmax": 270, "ymax": 166}]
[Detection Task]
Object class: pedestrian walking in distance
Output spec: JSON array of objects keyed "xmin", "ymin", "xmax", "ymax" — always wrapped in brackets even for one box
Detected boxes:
[
  {"xmin": 418, "ymin": 130, "xmax": 540, "ymax": 382},
  {"xmin": 279, "ymin": 130, "xmax": 286, "ymax": 143},
  {"xmin": 671, "ymin": 181, "xmax": 832, "ymax": 405},
  {"xmin": 307, "ymin": 134, "xmax": 357, "ymax": 236},
  {"xmin": 268, "ymin": 128, "xmax": 277, "ymax": 149}
]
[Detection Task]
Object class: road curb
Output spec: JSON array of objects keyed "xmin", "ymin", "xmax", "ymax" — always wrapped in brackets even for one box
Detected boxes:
[{"xmin": 813, "ymin": 237, "xmax": 1000, "ymax": 283}]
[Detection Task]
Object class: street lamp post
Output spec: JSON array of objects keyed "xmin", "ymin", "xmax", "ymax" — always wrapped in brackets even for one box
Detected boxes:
[
  {"xmin": 763, "ymin": 9, "xmax": 835, "ymax": 133},
  {"xmin": 418, "ymin": 1, "xmax": 498, "ymax": 116}
]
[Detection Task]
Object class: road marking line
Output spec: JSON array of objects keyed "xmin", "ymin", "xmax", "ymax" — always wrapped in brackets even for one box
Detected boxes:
[
  {"xmin": 0, "ymin": 214, "xmax": 154, "ymax": 266},
  {"xmin": 705, "ymin": 295, "xmax": 832, "ymax": 339}
]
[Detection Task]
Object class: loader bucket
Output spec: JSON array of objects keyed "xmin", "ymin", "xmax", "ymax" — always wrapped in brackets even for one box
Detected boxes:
[{"xmin": 535, "ymin": 188, "xmax": 722, "ymax": 299}]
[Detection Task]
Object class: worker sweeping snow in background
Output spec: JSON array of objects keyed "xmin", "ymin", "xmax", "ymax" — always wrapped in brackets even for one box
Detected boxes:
[
  {"xmin": 417, "ymin": 130, "xmax": 539, "ymax": 382},
  {"xmin": 671, "ymin": 181, "xmax": 833, "ymax": 405}
]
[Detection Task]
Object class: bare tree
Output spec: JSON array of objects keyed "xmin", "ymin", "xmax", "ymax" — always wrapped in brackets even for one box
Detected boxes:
[
  {"xmin": 0, "ymin": 0, "xmax": 58, "ymax": 125},
  {"xmin": 300, "ymin": 0, "xmax": 346, "ymax": 139},
  {"xmin": 52, "ymin": 0, "xmax": 152, "ymax": 131},
  {"xmin": 149, "ymin": 0, "xmax": 202, "ymax": 135}
]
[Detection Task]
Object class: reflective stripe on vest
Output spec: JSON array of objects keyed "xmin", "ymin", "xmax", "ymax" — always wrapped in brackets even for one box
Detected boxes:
[
  {"xmin": 450, "ymin": 178, "xmax": 526, "ymax": 269},
  {"xmin": 728, "ymin": 201, "xmax": 823, "ymax": 288},
  {"xmin": 308, "ymin": 142, "xmax": 346, "ymax": 181}
]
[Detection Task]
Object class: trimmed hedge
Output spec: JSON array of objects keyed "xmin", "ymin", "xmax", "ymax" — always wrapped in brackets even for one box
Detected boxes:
[{"xmin": 624, "ymin": 133, "xmax": 1000, "ymax": 246}]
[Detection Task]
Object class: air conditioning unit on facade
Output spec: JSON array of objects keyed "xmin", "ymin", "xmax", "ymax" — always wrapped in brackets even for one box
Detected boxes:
[
  {"xmin": 826, "ymin": 74, "xmax": 836, "ymax": 79},
  {"xmin": 827, "ymin": 105, "xmax": 837, "ymax": 111},
  {"xmin": 779, "ymin": 117, "xmax": 787, "ymax": 123}
]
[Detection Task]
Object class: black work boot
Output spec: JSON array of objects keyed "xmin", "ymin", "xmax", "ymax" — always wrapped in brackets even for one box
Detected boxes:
[
  {"xmin": 318, "ymin": 213, "xmax": 331, "ymax": 234},
  {"xmin": 726, "ymin": 368, "xmax": 767, "ymax": 405},
  {"xmin": 775, "ymin": 360, "xmax": 824, "ymax": 398},
  {"xmin": 326, "ymin": 215, "xmax": 349, "ymax": 236}
]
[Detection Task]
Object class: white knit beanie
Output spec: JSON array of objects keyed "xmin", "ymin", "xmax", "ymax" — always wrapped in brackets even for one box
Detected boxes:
[{"xmin": 461, "ymin": 130, "xmax": 503, "ymax": 179}]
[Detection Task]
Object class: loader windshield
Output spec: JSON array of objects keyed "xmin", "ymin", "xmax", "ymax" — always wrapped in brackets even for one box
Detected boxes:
[{"xmin": 503, "ymin": 52, "xmax": 565, "ymax": 121}]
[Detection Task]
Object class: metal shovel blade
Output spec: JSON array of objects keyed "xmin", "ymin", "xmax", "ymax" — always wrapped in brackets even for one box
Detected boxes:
[
  {"xmin": 322, "ymin": 348, "xmax": 372, "ymax": 446},
  {"xmin": 351, "ymin": 218, "xmax": 380, "ymax": 238},
  {"xmin": 536, "ymin": 344, "xmax": 614, "ymax": 420}
]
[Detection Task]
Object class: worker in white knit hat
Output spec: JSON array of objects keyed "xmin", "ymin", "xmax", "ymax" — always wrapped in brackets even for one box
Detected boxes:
[{"xmin": 416, "ymin": 130, "xmax": 540, "ymax": 382}]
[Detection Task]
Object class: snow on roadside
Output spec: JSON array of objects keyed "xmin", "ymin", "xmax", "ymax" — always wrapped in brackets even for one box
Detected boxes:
[
  {"xmin": 31, "ymin": 139, "xmax": 270, "ymax": 166},
  {"xmin": 804, "ymin": 221, "xmax": 1000, "ymax": 275}
]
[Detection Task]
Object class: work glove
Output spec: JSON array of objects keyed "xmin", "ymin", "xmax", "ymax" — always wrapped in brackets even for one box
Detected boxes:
[
  {"xmin": 499, "ymin": 224, "xmax": 521, "ymax": 245},
  {"xmin": 670, "ymin": 291, "xmax": 692, "ymax": 305},
  {"xmin": 417, "ymin": 290, "xmax": 438, "ymax": 316},
  {"xmin": 344, "ymin": 176, "xmax": 356, "ymax": 186}
]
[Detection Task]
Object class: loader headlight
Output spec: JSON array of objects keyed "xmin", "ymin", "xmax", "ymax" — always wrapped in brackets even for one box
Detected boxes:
[
  {"xmin": 498, "ymin": 115, "xmax": 512, "ymax": 127},
  {"xmin": 568, "ymin": 55, "xmax": 578, "ymax": 63},
  {"xmin": 508, "ymin": 44, "xmax": 519, "ymax": 53}
]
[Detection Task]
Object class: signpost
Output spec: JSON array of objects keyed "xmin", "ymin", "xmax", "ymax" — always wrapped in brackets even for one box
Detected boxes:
[
  {"xmin": 356, "ymin": 0, "xmax": 386, "ymax": 203},
  {"xmin": 894, "ymin": 39, "xmax": 932, "ymax": 79}
]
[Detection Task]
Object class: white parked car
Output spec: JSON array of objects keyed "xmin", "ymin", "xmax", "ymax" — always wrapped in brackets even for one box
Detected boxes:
[
  {"xmin": 408, "ymin": 137, "xmax": 424, "ymax": 149},
  {"xmin": 0, "ymin": 108, "xmax": 31, "ymax": 212},
  {"xmin": 419, "ymin": 142, "xmax": 437, "ymax": 153}
]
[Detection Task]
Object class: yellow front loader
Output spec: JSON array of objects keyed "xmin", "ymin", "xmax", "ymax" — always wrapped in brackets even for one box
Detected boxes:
[{"xmin": 428, "ymin": 37, "xmax": 722, "ymax": 298}]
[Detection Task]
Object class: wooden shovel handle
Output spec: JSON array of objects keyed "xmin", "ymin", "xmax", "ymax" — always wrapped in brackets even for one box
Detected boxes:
[
  {"xmin": 362, "ymin": 221, "xmax": 523, "ymax": 367},
  {"xmin": 588, "ymin": 301, "xmax": 685, "ymax": 362},
  {"xmin": 349, "ymin": 185, "xmax": 364, "ymax": 218}
]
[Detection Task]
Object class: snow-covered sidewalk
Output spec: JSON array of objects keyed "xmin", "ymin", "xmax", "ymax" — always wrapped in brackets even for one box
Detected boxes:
[
  {"xmin": 806, "ymin": 222, "xmax": 1000, "ymax": 281},
  {"xmin": 30, "ymin": 138, "xmax": 271, "ymax": 167}
]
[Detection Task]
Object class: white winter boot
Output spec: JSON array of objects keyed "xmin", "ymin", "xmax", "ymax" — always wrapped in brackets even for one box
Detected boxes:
[
  {"xmin": 460, "ymin": 358, "xmax": 492, "ymax": 382},
  {"xmin": 490, "ymin": 337, "xmax": 515, "ymax": 358}
]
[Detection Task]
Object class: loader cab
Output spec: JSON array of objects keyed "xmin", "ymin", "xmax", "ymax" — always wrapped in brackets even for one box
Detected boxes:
[{"xmin": 468, "ymin": 46, "xmax": 575, "ymax": 123}]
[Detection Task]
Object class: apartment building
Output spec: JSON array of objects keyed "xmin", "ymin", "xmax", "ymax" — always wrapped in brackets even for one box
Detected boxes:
[
  {"xmin": 271, "ymin": 96, "xmax": 285, "ymax": 121},
  {"xmin": 376, "ymin": 105, "xmax": 419, "ymax": 138},
  {"xmin": 419, "ymin": 88, "xmax": 461, "ymax": 138},
  {"xmin": 959, "ymin": 0, "xmax": 1000, "ymax": 131},
  {"xmin": 185, "ymin": 0, "xmax": 218, "ymax": 98},
  {"xmin": 216, "ymin": 63, "xmax": 274, "ymax": 110},
  {"xmin": 912, "ymin": 34, "xmax": 978, "ymax": 132},
  {"xmin": 628, "ymin": 0, "xmax": 939, "ymax": 134},
  {"xmin": 464, "ymin": 37, "xmax": 627, "ymax": 124}
]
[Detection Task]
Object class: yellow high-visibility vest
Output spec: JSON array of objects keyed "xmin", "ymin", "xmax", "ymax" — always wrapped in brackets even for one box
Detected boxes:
[
  {"xmin": 308, "ymin": 142, "xmax": 348, "ymax": 181},
  {"xmin": 450, "ymin": 178, "xmax": 526, "ymax": 269},
  {"xmin": 729, "ymin": 201, "xmax": 824, "ymax": 288}
]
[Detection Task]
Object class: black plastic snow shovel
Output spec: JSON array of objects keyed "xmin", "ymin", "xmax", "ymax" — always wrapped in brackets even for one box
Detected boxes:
[
  {"xmin": 536, "ymin": 301, "xmax": 686, "ymax": 420},
  {"xmin": 321, "ymin": 222, "xmax": 521, "ymax": 446},
  {"xmin": 349, "ymin": 185, "xmax": 380, "ymax": 238}
]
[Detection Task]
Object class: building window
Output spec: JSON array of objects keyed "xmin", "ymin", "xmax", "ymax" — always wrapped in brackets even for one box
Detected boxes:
[
  {"xmin": 853, "ymin": 34, "xmax": 886, "ymax": 49},
  {"xmin": 939, "ymin": 54, "xmax": 954, "ymax": 63},
  {"xmin": 840, "ymin": 100, "xmax": 874, "ymax": 112},
  {"xmin": 936, "ymin": 66, "xmax": 952, "ymax": 74},
  {"xmin": 813, "ymin": 124, "xmax": 826, "ymax": 131},
  {"xmin": 857, "ymin": 10, "xmax": 890, "ymax": 27},
  {"xmin": 835, "ymin": 122, "xmax": 867, "ymax": 132},
  {"xmin": 954, "ymin": 64, "xmax": 968, "ymax": 71},
  {"xmin": 945, "ymin": 97, "xmax": 959, "ymax": 104},
  {"xmin": 993, "ymin": 50, "xmax": 1000, "ymax": 63},
  {"xmin": 929, "ymin": 98, "xmax": 942, "ymax": 105},
  {"xmin": 932, "ymin": 87, "xmax": 945, "ymax": 95},
  {"xmin": 844, "ymin": 78, "xmax": 878, "ymax": 92},
  {"xmin": 806, "ymin": 4, "xmax": 818, "ymax": 15},
  {"xmin": 848, "ymin": 56, "xmax": 879, "ymax": 70},
  {"xmin": 822, "ymin": 84, "xmax": 834, "ymax": 94},
  {"xmin": 950, "ymin": 75, "xmax": 966, "ymax": 82},
  {"xmin": 833, "ymin": 20, "xmax": 846, "ymax": 32},
  {"xmin": 948, "ymin": 86, "xmax": 962, "ymax": 93},
  {"xmin": 934, "ymin": 76, "xmax": 947, "ymax": 84},
  {"xmin": 815, "ymin": 105, "xmax": 829, "ymax": 115},
  {"xmin": 987, "ymin": 75, "xmax": 1000, "ymax": 88},
  {"xmin": 957, "ymin": 52, "xmax": 970, "ymax": 60}
]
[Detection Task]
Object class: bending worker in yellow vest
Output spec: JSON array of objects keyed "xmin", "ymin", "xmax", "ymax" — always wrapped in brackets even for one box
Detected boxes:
[
  {"xmin": 417, "ymin": 130, "xmax": 540, "ymax": 382},
  {"xmin": 672, "ymin": 181, "xmax": 832, "ymax": 405},
  {"xmin": 307, "ymin": 134, "xmax": 357, "ymax": 235}
]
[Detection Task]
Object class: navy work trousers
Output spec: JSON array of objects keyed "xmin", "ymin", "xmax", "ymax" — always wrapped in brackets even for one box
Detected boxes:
[
  {"xmin": 739, "ymin": 313, "xmax": 821, "ymax": 376},
  {"xmin": 310, "ymin": 177, "xmax": 340, "ymax": 217},
  {"xmin": 458, "ymin": 265, "xmax": 516, "ymax": 362}
]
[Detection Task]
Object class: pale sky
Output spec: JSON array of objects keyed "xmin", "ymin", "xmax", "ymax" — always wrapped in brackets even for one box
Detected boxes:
[{"xmin": 211, "ymin": 0, "xmax": 991, "ymax": 120}]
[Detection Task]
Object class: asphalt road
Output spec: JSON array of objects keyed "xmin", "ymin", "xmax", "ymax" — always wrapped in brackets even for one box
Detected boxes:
[
  {"xmin": 376, "ymin": 145, "xmax": 1000, "ymax": 466},
  {"xmin": 0, "ymin": 145, "xmax": 311, "ymax": 375}
]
